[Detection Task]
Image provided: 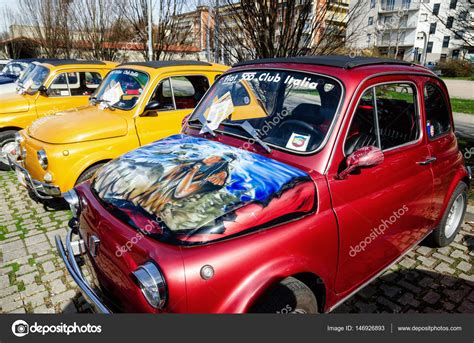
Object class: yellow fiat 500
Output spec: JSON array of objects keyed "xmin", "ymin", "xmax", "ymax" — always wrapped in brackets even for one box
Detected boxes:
[
  {"xmin": 0, "ymin": 59, "xmax": 116, "ymax": 170},
  {"xmin": 11, "ymin": 61, "xmax": 228, "ymax": 199}
]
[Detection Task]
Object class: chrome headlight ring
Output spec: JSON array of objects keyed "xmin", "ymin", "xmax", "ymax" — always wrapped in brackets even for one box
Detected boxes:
[
  {"xmin": 37, "ymin": 149, "xmax": 48, "ymax": 170},
  {"xmin": 64, "ymin": 189, "xmax": 81, "ymax": 218},
  {"xmin": 133, "ymin": 262, "xmax": 168, "ymax": 309}
]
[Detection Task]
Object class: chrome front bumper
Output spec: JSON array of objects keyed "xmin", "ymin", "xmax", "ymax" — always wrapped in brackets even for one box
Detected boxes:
[
  {"xmin": 8, "ymin": 157, "xmax": 61, "ymax": 199},
  {"xmin": 55, "ymin": 228, "xmax": 111, "ymax": 314}
]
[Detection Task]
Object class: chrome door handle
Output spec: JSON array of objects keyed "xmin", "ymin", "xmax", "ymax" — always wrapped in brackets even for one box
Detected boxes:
[{"xmin": 417, "ymin": 157, "xmax": 437, "ymax": 165}]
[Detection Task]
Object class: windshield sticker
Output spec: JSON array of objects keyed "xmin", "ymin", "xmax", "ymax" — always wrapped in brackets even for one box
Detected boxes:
[
  {"xmin": 93, "ymin": 134, "xmax": 315, "ymax": 241},
  {"xmin": 101, "ymin": 82, "xmax": 124, "ymax": 107},
  {"xmin": 286, "ymin": 133, "xmax": 310, "ymax": 151},
  {"xmin": 222, "ymin": 72, "xmax": 318, "ymax": 89},
  {"xmin": 201, "ymin": 92, "xmax": 234, "ymax": 133}
]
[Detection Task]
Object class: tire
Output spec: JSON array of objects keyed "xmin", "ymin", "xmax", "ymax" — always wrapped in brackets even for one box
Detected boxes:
[
  {"xmin": 0, "ymin": 130, "xmax": 18, "ymax": 171},
  {"xmin": 429, "ymin": 182, "xmax": 468, "ymax": 247},
  {"xmin": 250, "ymin": 277, "xmax": 318, "ymax": 314},
  {"xmin": 75, "ymin": 163, "xmax": 105, "ymax": 186}
]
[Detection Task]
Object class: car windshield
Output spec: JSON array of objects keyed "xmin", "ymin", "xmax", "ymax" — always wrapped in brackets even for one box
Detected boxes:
[
  {"xmin": 189, "ymin": 69, "xmax": 342, "ymax": 153},
  {"xmin": 16, "ymin": 63, "xmax": 37, "ymax": 86},
  {"xmin": 92, "ymin": 69, "xmax": 149, "ymax": 110},
  {"xmin": 22, "ymin": 65, "xmax": 50, "ymax": 95},
  {"xmin": 1, "ymin": 61, "xmax": 28, "ymax": 77}
]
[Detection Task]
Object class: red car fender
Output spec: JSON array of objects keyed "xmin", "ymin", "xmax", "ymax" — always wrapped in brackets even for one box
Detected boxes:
[
  {"xmin": 435, "ymin": 161, "xmax": 470, "ymax": 225},
  {"xmin": 215, "ymin": 256, "xmax": 329, "ymax": 313}
]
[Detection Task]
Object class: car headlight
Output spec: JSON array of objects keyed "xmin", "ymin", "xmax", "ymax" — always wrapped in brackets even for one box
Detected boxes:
[
  {"xmin": 133, "ymin": 262, "xmax": 167, "ymax": 309},
  {"xmin": 37, "ymin": 149, "xmax": 48, "ymax": 169},
  {"xmin": 64, "ymin": 189, "xmax": 81, "ymax": 217}
]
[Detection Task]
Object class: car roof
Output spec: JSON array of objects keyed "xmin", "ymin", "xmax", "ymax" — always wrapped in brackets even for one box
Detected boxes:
[
  {"xmin": 231, "ymin": 55, "xmax": 437, "ymax": 85},
  {"xmin": 233, "ymin": 55, "xmax": 415, "ymax": 69},
  {"xmin": 42, "ymin": 59, "xmax": 109, "ymax": 66},
  {"xmin": 119, "ymin": 60, "xmax": 213, "ymax": 69}
]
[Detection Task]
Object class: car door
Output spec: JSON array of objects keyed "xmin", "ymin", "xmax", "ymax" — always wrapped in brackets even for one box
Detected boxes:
[
  {"xmin": 422, "ymin": 78, "xmax": 460, "ymax": 223},
  {"xmin": 135, "ymin": 75, "xmax": 210, "ymax": 146},
  {"xmin": 34, "ymin": 70, "xmax": 102, "ymax": 118},
  {"xmin": 327, "ymin": 76, "xmax": 435, "ymax": 294}
]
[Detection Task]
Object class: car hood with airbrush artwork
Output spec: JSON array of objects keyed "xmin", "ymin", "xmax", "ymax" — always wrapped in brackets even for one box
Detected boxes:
[{"xmin": 92, "ymin": 134, "xmax": 316, "ymax": 244}]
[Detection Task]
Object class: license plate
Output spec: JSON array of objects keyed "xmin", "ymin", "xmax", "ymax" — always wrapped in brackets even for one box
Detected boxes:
[{"xmin": 15, "ymin": 169, "xmax": 27, "ymax": 187}]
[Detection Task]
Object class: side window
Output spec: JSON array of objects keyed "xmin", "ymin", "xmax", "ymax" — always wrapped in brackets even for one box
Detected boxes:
[
  {"xmin": 344, "ymin": 89, "xmax": 377, "ymax": 155},
  {"xmin": 375, "ymin": 83, "xmax": 419, "ymax": 150},
  {"xmin": 69, "ymin": 72, "xmax": 102, "ymax": 96},
  {"xmin": 424, "ymin": 83, "xmax": 451, "ymax": 137},
  {"xmin": 344, "ymin": 83, "xmax": 419, "ymax": 155},
  {"xmin": 49, "ymin": 73, "xmax": 70, "ymax": 97},
  {"xmin": 171, "ymin": 76, "xmax": 209, "ymax": 109},
  {"xmin": 151, "ymin": 78, "xmax": 175, "ymax": 111}
]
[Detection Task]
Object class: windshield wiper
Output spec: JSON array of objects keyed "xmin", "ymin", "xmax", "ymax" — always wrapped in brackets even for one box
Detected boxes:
[
  {"xmin": 90, "ymin": 97, "xmax": 115, "ymax": 110},
  {"xmin": 222, "ymin": 121, "xmax": 272, "ymax": 153}
]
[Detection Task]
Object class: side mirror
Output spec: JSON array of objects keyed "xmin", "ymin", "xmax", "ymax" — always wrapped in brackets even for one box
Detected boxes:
[
  {"xmin": 141, "ymin": 101, "xmax": 160, "ymax": 116},
  {"xmin": 38, "ymin": 85, "xmax": 48, "ymax": 96},
  {"xmin": 336, "ymin": 146, "xmax": 384, "ymax": 180}
]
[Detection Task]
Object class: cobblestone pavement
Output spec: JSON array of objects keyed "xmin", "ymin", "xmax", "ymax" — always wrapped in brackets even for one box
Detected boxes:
[{"xmin": 0, "ymin": 170, "xmax": 473, "ymax": 313}]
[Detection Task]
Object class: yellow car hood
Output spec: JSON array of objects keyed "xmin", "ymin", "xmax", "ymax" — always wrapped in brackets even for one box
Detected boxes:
[
  {"xmin": 0, "ymin": 93, "xmax": 30, "ymax": 114},
  {"xmin": 28, "ymin": 106, "xmax": 129, "ymax": 144}
]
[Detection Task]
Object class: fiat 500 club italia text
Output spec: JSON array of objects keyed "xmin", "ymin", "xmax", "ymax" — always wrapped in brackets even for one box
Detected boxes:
[
  {"xmin": 0, "ymin": 59, "xmax": 116, "ymax": 170},
  {"xmin": 56, "ymin": 56, "xmax": 470, "ymax": 313},
  {"xmin": 10, "ymin": 61, "xmax": 228, "ymax": 198}
]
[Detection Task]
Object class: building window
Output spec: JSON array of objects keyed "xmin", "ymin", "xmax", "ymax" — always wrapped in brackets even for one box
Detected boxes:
[
  {"xmin": 370, "ymin": 0, "xmax": 376, "ymax": 8},
  {"xmin": 367, "ymin": 33, "xmax": 372, "ymax": 43},
  {"xmin": 385, "ymin": 0, "xmax": 395, "ymax": 10},
  {"xmin": 402, "ymin": 0, "xmax": 411, "ymax": 9},
  {"xmin": 455, "ymin": 30, "xmax": 465, "ymax": 39},
  {"xmin": 368, "ymin": 17, "xmax": 373, "ymax": 25},
  {"xmin": 427, "ymin": 41, "xmax": 433, "ymax": 53},
  {"xmin": 449, "ymin": 0, "xmax": 457, "ymax": 9},
  {"xmin": 420, "ymin": 13, "xmax": 428, "ymax": 21},
  {"xmin": 433, "ymin": 3, "xmax": 440, "ymax": 15},
  {"xmin": 442, "ymin": 36, "xmax": 450, "ymax": 48},
  {"xmin": 446, "ymin": 16, "xmax": 454, "ymax": 28},
  {"xmin": 429, "ymin": 22, "xmax": 437, "ymax": 34},
  {"xmin": 440, "ymin": 53, "xmax": 447, "ymax": 62}
]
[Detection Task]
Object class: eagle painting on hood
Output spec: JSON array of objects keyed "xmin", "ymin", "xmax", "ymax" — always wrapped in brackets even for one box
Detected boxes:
[{"xmin": 93, "ymin": 134, "xmax": 316, "ymax": 243}]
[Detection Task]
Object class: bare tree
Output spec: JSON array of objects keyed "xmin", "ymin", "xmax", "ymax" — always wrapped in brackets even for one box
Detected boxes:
[
  {"xmin": 205, "ymin": 0, "xmax": 365, "ymax": 63},
  {"xmin": 118, "ymin": 0, "xmax": 195, "ymax": 61},
  {"xmin": 17, "ymin": 0, "xmax": 73, "ymax": 58},
  {"xmin": 70, "ymin": 0, "xmax": 130, "ymax": 60}
]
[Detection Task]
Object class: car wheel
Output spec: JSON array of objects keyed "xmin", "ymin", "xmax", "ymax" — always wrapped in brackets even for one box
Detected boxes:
[
  {"xmin": 0, "ymin": 130, "xmax": 17, "ymax": 171},
  {"xmin": 75, "ymin": 163, "xmax": 105, "ymax": 186},
  {"xmin": 429, "ymin": 182, "xmax": 468, "ymax": 247},
  {"xmin": 250, "ymin": 277, "xmax": 318, "ymax": 314}
]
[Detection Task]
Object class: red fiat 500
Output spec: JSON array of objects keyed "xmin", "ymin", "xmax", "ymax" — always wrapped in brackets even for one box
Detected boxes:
[{"xmin": 56, "ymin": 56, "xmax": 470, "ymax": 313}]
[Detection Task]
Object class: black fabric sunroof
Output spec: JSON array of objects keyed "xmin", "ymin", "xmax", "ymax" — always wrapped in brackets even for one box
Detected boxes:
[
  {"xmin": 119, "ymin": 60, "xmax": 212, "ymax": 69},
  {"xmin": 233, "ymin": 55, "xmax": 414, "ymax": 69}
]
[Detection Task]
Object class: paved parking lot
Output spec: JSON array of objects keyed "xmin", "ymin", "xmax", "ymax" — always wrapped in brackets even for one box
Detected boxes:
[{"xmin": 0, "ymin": 170, "xmax": 473, "ymax": 313}]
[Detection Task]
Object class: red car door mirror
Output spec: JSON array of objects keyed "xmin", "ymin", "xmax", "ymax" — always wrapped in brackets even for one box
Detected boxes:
[{"xmin": 337, "ymin": 146, "xmax": 384, "ymax": 180}]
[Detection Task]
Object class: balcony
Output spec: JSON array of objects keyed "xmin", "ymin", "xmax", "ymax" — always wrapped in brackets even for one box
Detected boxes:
[{"xmin": 379, "ymin": 4, "xmax": 420, "ymax": 13}]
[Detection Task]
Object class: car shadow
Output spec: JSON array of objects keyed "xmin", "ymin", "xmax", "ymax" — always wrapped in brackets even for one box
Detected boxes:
[
  {"xmin": 27, "ymin": 189, "xmax": 69, "ymax": 211},
  {"xmin": 338, "ymin": 268, "xmax": 473, "ymax": 313}
]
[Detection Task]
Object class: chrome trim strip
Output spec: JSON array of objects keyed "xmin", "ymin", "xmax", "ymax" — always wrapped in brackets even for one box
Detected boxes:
[
  {"xmin": 328, "ymin": 231, "xmax": 432, "ymax": 312},
  {"xmin": 55, "ymin": 230, "xmax": 111, "ymax": 314}
]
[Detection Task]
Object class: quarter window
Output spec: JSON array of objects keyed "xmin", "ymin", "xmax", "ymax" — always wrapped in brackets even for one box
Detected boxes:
[
  {"xmin": 150, "ymin": 76, "xmax": 210, "ymax": 111},
  {"xmin": 424, "ymin": 83, "xmax": 451, "ymax": 137},
  {"xmin": 49, "ymin": 71, "xmax": 102, "ymax": 97},
  {"xmin": 345, "ymin": 83, "xmax": 419, "ymax": 154}
]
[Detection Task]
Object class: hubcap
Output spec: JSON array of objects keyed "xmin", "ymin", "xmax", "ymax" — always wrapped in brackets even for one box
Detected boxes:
[
  {"xmin": 445, "ymin": 194, "xmax": 465, "ymax": 238},
  {"xmin": 0, "ymin": 140, "xmax": 16, "ymax": 165}
]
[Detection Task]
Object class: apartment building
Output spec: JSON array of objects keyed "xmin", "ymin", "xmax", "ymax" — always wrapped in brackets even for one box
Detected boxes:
[{"xmin": 346, "ymin": 0, "xmax": 474, "ymax": 63}]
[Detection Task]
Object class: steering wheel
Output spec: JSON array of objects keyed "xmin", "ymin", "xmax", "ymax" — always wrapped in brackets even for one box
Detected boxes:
[{"xmin": 276, "ymin": 120, "xmax": 324, "ymax": 141}]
